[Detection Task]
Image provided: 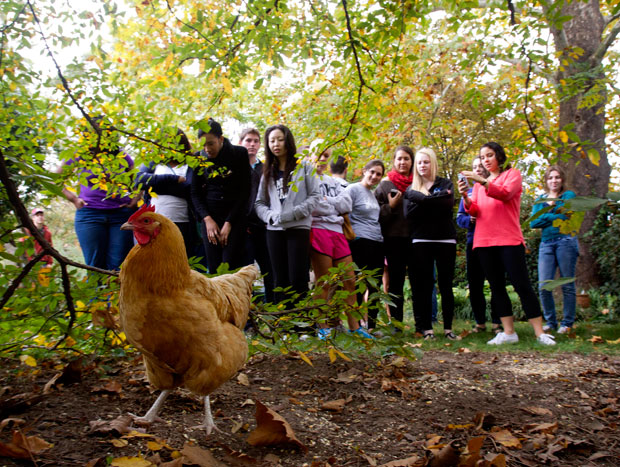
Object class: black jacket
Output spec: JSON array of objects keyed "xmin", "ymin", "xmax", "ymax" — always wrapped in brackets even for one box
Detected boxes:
[
  {"xmin": 190, "ymin": 138, "xmax": 251, "ymax": 225},
  {"xmin": 403, "ymin": 176, "xmax": 456, "ymax": 240}
]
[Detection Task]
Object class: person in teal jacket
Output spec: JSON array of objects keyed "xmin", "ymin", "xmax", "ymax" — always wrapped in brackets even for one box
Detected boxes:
[{"xmin": 530, "ymin": 165, "xmax": 578, "ymax": 333}]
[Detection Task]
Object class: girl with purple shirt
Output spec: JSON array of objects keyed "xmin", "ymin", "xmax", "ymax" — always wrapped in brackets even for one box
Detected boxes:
[{"xmin": 57, "ymin": 124, "xmax": 138, "ymax": 270}]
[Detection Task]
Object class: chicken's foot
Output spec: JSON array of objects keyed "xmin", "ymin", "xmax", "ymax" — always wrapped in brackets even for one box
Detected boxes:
[
  {"xmin": 189, "ymin": 395, "xmax": 221, "ymax": 436},
  {"xmin": 129, "ymin": 389, "xmax": 170, "ymax": 426}
]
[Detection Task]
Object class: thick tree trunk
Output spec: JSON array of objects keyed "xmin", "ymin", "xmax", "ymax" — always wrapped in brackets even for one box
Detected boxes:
[{"xmin": 550, "ymin": 0, "xmax": 611, "ymax": 289}]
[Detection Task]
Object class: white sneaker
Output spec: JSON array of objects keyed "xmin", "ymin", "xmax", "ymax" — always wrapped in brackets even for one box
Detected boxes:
[
  {"xmin": 557, "ymin": 326, "xmax": 571, "ymax": 334},
  {"xmin": 487, "ymin": 332, "xmax": 519, "ymax": 345},
  {"xmin": 542, "ymin": 324, "xmax": 556, "ymax": 332},
  {"xmin": 537, "ymin": 333, "xmax": 556, "ymax": 345}
]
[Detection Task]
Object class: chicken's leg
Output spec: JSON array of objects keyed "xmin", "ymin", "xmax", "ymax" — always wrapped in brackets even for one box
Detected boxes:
[
  {"xmin": 130, "ymin": 389, "xmax": 170, "ymax": 425},
  {"xmin": 190, "ymin": 395, "xmax": 221, "ymax": 436}
]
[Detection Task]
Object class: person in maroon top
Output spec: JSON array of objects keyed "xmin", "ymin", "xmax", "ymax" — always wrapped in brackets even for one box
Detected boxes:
[{"xmin": 24, "ymin": 207, "xmax": 53, "ymax": 266}]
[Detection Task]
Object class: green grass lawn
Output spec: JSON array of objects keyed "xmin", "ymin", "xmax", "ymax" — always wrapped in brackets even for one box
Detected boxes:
[{"xmin": 397, "ymin": 318, "xmax": 620, "ymax": 355}]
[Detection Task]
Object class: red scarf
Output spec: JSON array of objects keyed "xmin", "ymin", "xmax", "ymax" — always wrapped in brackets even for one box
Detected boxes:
[{"xmin": 387, "ymin": 170, "xmax": 413, "ymax": 193}]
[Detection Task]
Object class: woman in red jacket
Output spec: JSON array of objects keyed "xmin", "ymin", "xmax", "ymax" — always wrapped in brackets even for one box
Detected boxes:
[{"xmin": 458, "ymin": 142, "xmax": 555, "ymax": 346}]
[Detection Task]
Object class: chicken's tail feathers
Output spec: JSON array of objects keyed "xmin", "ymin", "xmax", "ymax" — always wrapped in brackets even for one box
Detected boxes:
[
  {"xmin": 234, "ymin": 264, "xmax": 260, "ymax": 284},
  {"xmin": 204, "ymin": 264, "xmax": 259, "ymax": 329}
]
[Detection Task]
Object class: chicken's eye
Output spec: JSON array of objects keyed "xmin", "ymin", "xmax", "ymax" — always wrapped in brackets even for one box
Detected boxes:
[{"xmin": 143, "ymin": 218, "xmax": 151, "ymax": 224}]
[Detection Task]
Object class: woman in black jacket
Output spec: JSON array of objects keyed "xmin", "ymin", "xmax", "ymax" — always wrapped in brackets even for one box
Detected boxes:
[
  {"xmin": 191, "ymin": 118, "xmax": 251, "ymax": 273},
  {"xmin": 404, "ymin": 147, "xmax": 458, "ymax": 340}
]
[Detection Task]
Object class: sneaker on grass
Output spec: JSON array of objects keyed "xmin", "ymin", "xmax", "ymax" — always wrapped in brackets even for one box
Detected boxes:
[
  {"xmin": 557, "ymin": 326, "xmax": 571, "ymax": 334},
  {"xmin": 542, "ymin": 324, "xmax": 556, "ymax": 332},
  {"xmin": 537, "ymin": 333, "xmax": 556, "ymax": 345},
  {"xmin": 487, "ymin": 332, "xmax": 519, "ymax": 345}
]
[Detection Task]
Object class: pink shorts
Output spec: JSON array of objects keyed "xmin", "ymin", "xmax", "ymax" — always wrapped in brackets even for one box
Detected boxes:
[{"xmin": 311, "ymin": 228, "xmax": 351, "ymax": 260}]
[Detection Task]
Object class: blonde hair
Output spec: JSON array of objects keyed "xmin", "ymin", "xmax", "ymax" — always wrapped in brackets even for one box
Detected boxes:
[{"xmin": 411, "ymin": 147, "xmax": 438, "ymax": 195}]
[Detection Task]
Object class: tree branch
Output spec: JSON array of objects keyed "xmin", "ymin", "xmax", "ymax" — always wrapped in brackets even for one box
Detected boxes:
[
  {"xmin": 592, "ymin": 16, "xmax": 620, "ymax": 65},
  {"xmin": 341, "ymin": 0, "xmax": 375, "ymax": 93}
]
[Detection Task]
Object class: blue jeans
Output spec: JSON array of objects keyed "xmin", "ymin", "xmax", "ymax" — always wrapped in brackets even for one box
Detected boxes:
[
  {"xmin": 538, "ymin": 236, "xmax": 579, "ymax": 328},
  {"xmin": 74, "ymin": 207, "xmax": 135, "ymax": 271}
]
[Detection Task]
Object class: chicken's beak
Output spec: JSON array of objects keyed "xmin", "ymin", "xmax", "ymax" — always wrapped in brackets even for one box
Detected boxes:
[{"xmin": 120, "ymin": 221, "xmax": 134, "ymax": 231}]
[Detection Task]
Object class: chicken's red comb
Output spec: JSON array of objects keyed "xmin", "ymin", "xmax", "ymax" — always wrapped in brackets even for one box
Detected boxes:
[{"xmin": 128, "ymin": 203, "xmax": 155, "ymax": 223}]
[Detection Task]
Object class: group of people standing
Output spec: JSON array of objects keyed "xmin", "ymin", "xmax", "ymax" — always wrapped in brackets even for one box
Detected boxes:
[{"xmin": 54, "ymin": 118, "xmax": 578, "ymax": 346}]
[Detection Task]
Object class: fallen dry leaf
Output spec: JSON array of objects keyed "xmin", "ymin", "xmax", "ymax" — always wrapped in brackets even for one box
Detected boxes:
[
  {"xmin": 237, "ymin": 373, "xmax": 250, "ymax": 387},
  {"xmin": 181, "ymin": 443, "xmax": 226, "ymax": 467},
  {"xmin": 110, "ymin": 456, "xmax": 152, "ymax": 467},
  {"xmin": 378, "ymin": 455, "xmax": 423, "ymax": 467},
  {"xmin": 425, "ymin": 435, "xmax": 443, "ymax": 449},
  {"xmin": 526, "ymin": 422, "xmax": 558, "ymax": 434},
  {"xmin": 92, "ymin": 380, "xmax": 123, "ymax": 395},
  {"xmin": 574, "ymin": 388, "xmax": 590, "ymax": 399},
  {"xmin": 332, "ymin": 368, "xmax": 361, "ymax": 384},
  {"xmin": 467, "ymin": 436, "xmax": 485, "ymax": 454},
  {"xmin": 320, "ymin": 395, "xmax": 352, "ymax": 412},
  {"xmin": 89, "ymin": 415, "xmax": 133, "ymax": 436},
  {"xmin": 457, "ymin": 347, "xmax": 472, "ymax": 353},
  {"xmin": 0, "ymin": 430, "xmax": 52, "ymax": 459},
  {"xmin": 429, "ymin": 442, "xmax": 460, "ymax": 467},
  {"xmin": 445, "ymin": 423, "xmax": 474, "ymax": 431},
  {"xmin": 489, "ymin": 428, "xmax": 522, "ymax": 448},
  {"xmin": 247, "ymin": 400, "xmax": 307, "ymax": 452},
  {"xmin": 521, "ymin": 406, "xmax": 553, "ymax": 416},
  {"xmin": 0, "ymin": 418, "xmax": 25, "ymax": 431},
  {"xmin": 484, "ymin": 453, "xmax": 507, "ymax": 466},
  {"xmin": 588, "ymin": 335, "xmax": 603, "ymax": 344}
]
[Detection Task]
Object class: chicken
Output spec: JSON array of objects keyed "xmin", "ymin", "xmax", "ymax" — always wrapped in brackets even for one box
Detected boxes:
[{"xmin": 118, "ymin": 204, "xmax": 258, "ymax": 434}]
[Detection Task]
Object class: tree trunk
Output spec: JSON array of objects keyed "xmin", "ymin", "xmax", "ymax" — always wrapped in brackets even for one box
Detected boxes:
[{"xmin": 550, "ymin": 0, "xmax": 611, "ymax": 289}]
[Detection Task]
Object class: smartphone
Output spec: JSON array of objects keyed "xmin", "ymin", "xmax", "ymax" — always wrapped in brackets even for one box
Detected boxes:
[{"xmin": 458, "ymin": 173, "xmax": 470, "ymax": 187}]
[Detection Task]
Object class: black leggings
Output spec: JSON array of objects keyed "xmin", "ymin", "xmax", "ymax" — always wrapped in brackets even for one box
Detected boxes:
[
  {"xmin": 476, "ymin": 244, "xmax": 542, "ymax": 320},
  {"xmin": 408, "ymin": 242, "xmax": 456, "ymax": 332},
  {"xmin": 266, "ymin": 228, "xmax": 311, "ymax": 304},
  {"xmin": 466, "ymin": 242, "xmax": 500, "ymax": 326},
  {"xmin": 201, "ymin": 220, "xmax": 247, "ymax": 274},
  {"xmin": 384, "ymin": 237, "xmax": 410, "ymax": 323},
  {"xmin": 349, "ymin": 237, "xmax": 384, "ymax": 328}
]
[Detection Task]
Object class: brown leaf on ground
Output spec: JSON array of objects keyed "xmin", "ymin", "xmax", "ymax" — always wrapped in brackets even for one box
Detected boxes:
[
  {"xmin": 378, "ymin": 455, "xmax": 424, "ymax": 467},
  {"xmin": 521, "ymin": 406, "xmax": 553, "ymax": 416},
  {"xmin": 0, "ymin": 430, "xmax": 52, "ymax": 459},
  {"xmin": 484, "ymin": 453, "xmax": 507, "ymax": 466},
  {"xmin": 88, "ymin": 414, "xmax": 133, "ymax": 436},
  {"xmin": 320, "ymin": 395, "xmax": 352, "ymax": 412},
  {"xmin": 57, "ymin": 358, "xmax": 84, "ymax": 386},
  {"xmin": 0, "ymin": 418, "xmax": 25, "ymax": 431},
  {"xmin": 331, "ymin": 368, "xmax": 361, "ymax": 384},
  {"xmin": 588, "ymin": 335, "xmax": 603, "ymax": 344},
  {"xmin": 473, "ymin": 412, "xmax": 496, "ymax": 430},
  {"xmin": 380, "ymin": 379, "xmax": 420, "ymax": 400},
  {"xmin": 489, "ymin": 429, "xmax": 522, "ymax": 448},
  {"xmin": 466, "ymin": 436, "xmax": 485, "ymax": 454},
  {"xmin": 180, "ymin": 443, "xmax": 227, "ymax": 467},
  {"xmin": 43, "ymin": 357, "xmax": 83, "ymax": 394},
  {"xmin": 428, "ymin": 441, "xmax": 460, "ymax": 467},
  {"xmin": 237, "ymin": 373, "xmax": 250, "ymax": 387},
  {"xmin": 247, "ymin": 400, "xmax": 307, "ymax": 452},
  {"xmin": 216, "ymin": 441, "xmax": 259, "ymax": 465},
  {"xmin": 0, "ymin": 392, "xmax": 45, "ymax": 420},
  {"xmin": 91, "ymin": 380, "xmax": 123, "ymax": 395},
  {"xmin": 525, "ymin": 422, "xmax": 558, "ymax": 434}
]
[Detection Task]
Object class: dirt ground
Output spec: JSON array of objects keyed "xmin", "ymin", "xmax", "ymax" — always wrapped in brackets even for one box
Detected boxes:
[{"xmin": 0, "ymin": 350, "xmax": 618, "ymax": 466}]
